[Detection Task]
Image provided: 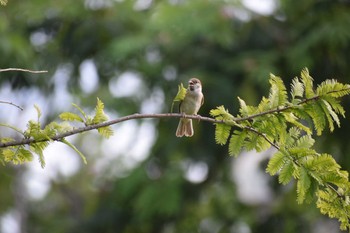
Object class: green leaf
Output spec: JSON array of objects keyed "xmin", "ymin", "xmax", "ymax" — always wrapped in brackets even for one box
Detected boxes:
[
  {"xmin": 268, "ymin": 74, "xmax": 287, "ymax": 108},
  {"xmin": 288, "ymin": 147, "xmax": 317, "ymax": 158},
  {"xmin": 210, "ymin": 105, "xmax": 233, "ymax": 120},
  {"xmin": 171, "ymin": 83, "xmax": 187, "ymax": 112},
  {"xmin": 316, "ymin": 79, "xmax": 350, "ymax": 98},
  {"xmin": 291, "ymin": 77, "xmax": 304, "ymax": 101},
  {"xmin": 284, "ymin": 127, "xmax": 300, "ymax": 148},
  {"xmin": 300, "ymin": 68, "xmax": 315, "ymax": 99},
  {"xmin": 214, "ymin": 123, "xmax": 231, "ymax": 145},
  {"xmin": 316, "ymin": 187, "xmax": 350, "ymax": 230},
  {"xmin": 320, "ymin": 172, "xmax": 349, "ymax": 187},
  {"xmin": 250, "ymin": 115, "xmax": 284, "ymax": 147},
  {"xmin": 59, "ymin": 112, "xmax": 84, "ymax": 122},
  {"xmin": 283, "ymin": 112, "xmax": 312, "ymax": 135},
  {"xmin": 237, "ymin": 97, "xmax": 248, "ymax": 116},
  {"xmin": 257, "ymin": 97, "xmax": 270, "ymax": 112},
  {"xmin": 30, "ymin": 143, "xmax": 47, "ymax": 168},
  {"xmin": 322, "ymin": 99, "xmax": 340, "ymax": 129},
  {"xmin": 323, "ymin": 96, "xmax": 345, "ymax": 117},
  {"xmin": 45, "ymin": 121, "xmax": 73, "ymax": 134},
  {"xmin": 35, "ymin": 149, "xmax": 46, "ymax": 168},
  {"xmin": 278, "ymin": 159, "xmax": 295, "ymax": 185},
  {"xmin": 72, "ymin": 103, "xmax": 88, "ymax": 121},
  {"xmin": 294, "ymin": 135, "xmax": 315, "ymax": 149},
  {"xmin": 43, "ymin": 123, "xmax": 59, "ymax": 139},
  {"xmin": 61, "ymin": 138, "xmax": 87, "ymax": 164},
  {"xmin": 266, "ymin": 151, "xmax": 287, "ymax": 175},
  {"xmin": 243, "ymin": 130, "xmax": 272, "ymax": 152},
  {"xmin": 18, "ymin": 148, "xmax": 34, "ymax": 163},
  {"xmin": 29, "ymin": 141, "xmax": 50, "ymax": 168},
  {"xmin": 319, "ymin": 102, "xmax": 335, "ymax": 132},
  {"xmin": 275, "ymin": 115, "xmax": 288, "ymax": 145},
  {"xmin": 288, "ymin": 127, "xmax": 301, "ymax": 139},
  {"xmin": 228, "ymin": 130, "xmax": 247, "ymax": 156},
  {"xmin": 97, "ymin": 126, "xmax": 114, "ymax": 139},
  {"xmin": 296, "ymin": 167, "xmax": 311, "ymax": 204},
  {"xmin": 237, "ymin": 97, "xmax": 257, "ymax": 117},
  {"xmin": 305, "ymin": 153, "xmax": 340, "ymax": 172},
  {"xmin": 25, "ymin": 120, "xmax": 41, "ymax": 137},
  {"xmin": 92, "ymin": 98, "xmax": 109, "ymax": 124},
  {"xmin": 174, "ymin": 83, "xmax": 187, "ymax": 102},
  {"xmin": 2, "ymin": 149, "xmax": 16, "ymax": 164},
  {"xmin": 305, "ymin": 102, "xmax": 326, "ymax": 135}
]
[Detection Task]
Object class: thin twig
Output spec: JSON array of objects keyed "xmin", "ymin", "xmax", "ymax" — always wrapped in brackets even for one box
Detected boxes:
[
  {"xmin": 0, "ymin": 101, "xmax": 23, "ymax": 111},
  {"xmin": 0, "ymin": 68, "xmax": 48, "ymax": 74}
]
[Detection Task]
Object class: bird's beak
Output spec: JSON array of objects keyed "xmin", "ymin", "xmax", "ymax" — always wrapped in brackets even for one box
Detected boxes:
[{"xmin": 189, "ymin": 81, "xmax": 195, "ymax": 91}]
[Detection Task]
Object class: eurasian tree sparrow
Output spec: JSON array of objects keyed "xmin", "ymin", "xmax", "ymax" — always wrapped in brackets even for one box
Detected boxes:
[{"xmin": 176, "ymin": 78, "xmax": 204, "ymax": 137}]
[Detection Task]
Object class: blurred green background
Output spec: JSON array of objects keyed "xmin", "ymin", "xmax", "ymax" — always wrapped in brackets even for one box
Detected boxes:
[{"xmin": 1, "ymin": 0, "xmax": 350, "ymax": 232}]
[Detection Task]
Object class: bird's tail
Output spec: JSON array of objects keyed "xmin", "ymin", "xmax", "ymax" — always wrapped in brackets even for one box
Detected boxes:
[{"xmin": 176, "ymin": 119, "xmax": 193, "ymax": 137}]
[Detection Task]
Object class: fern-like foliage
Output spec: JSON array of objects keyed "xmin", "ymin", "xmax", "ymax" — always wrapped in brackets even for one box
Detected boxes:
[
  {"xmin": 1, "ymin": 146, "xmax": 34, "ymax": 165},
  {"xmin": 228, "ymin": 130, "xmax": 247, "ymax": 156},
  {"xmin": 301, "ymin": 68, "xmax": 316, "ymax": 98},
  {"xmin": 59, "ymin": 112, "xmax": 84, "ymax": 122},
  {"xmin": 268, "ymin": 74, "xmax": 288, "ymax": 108},
  {"xmin": 92, "ymin": 98, "xmax": 113, "ymax": 138},
  {"xmin": 209, "ymin": 105, "xmax": 234, "ymax": 145},
  {"xmin": 92, "ymin": 98, "xmax": 109, "ymax": 124},
  {"xmin": 317, "ymin": 187, "xmax": 350, "ymax": 231},
  {"xmin": 171, "ymin": 83, "xmax": 187, "ymax": 112},
  {"xmin": 290, "ymin": 77, "xmax": 304, "ymax": 103},
  {"xmin": 0, "ymin": 98, "xmax": 115, "ymax": 167},
  {"xmin": 60, "ymin": 97, "xmax": 113, "ymax": 139},
  {"xmin": 210, "ymin": 68, "xmax": 350, "ymax": 230}
]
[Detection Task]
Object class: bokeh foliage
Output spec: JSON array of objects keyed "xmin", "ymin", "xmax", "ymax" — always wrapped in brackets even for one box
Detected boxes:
[{"xmin": 1, "ymin": 0, "xmax": 350, "ymax": 232}]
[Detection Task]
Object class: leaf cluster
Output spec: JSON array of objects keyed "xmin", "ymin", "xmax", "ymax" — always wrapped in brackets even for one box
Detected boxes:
[
  {"xmin": 171, "ymin": 83, "xmax": 187, "ymax": 113},
  {"xmin": 210, "ymin": 68, "xmax": 350, "ymax": 230},
  {"xmin": 0, "ymin": 105, "xmax": 69, "ymax": 168},
  {"xmin": 0, "ymin": 98, "xmax": 113, "ymax": 167},
  {"xmin": 59, "ymin": 98, "xmax": 113, "ymax": 139}
]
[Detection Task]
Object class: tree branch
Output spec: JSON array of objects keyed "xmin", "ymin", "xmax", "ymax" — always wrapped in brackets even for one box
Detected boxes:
[
  {"xmin": 234, "ymin": 87, "xmax": 350, "ymax": 122},
  {"xmin": 0, "ymin": 68, "xmax": 48, "ymax": 73},
  {"xmin": 0, "ymin": 113, "xmax": 223, "ymax": 148},
  {"xmin": 1, "ymin": 87, "xmax": 349, "ymax": 149},
  {"xmin": 0, "ymin": 101, "xmax": 23, "ymax": 111}
]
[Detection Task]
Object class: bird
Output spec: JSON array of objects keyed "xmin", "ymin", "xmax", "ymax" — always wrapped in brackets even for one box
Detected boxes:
[{"xmin": 176, "ymin": 78, "xmax": 204, "ymax": 137}]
